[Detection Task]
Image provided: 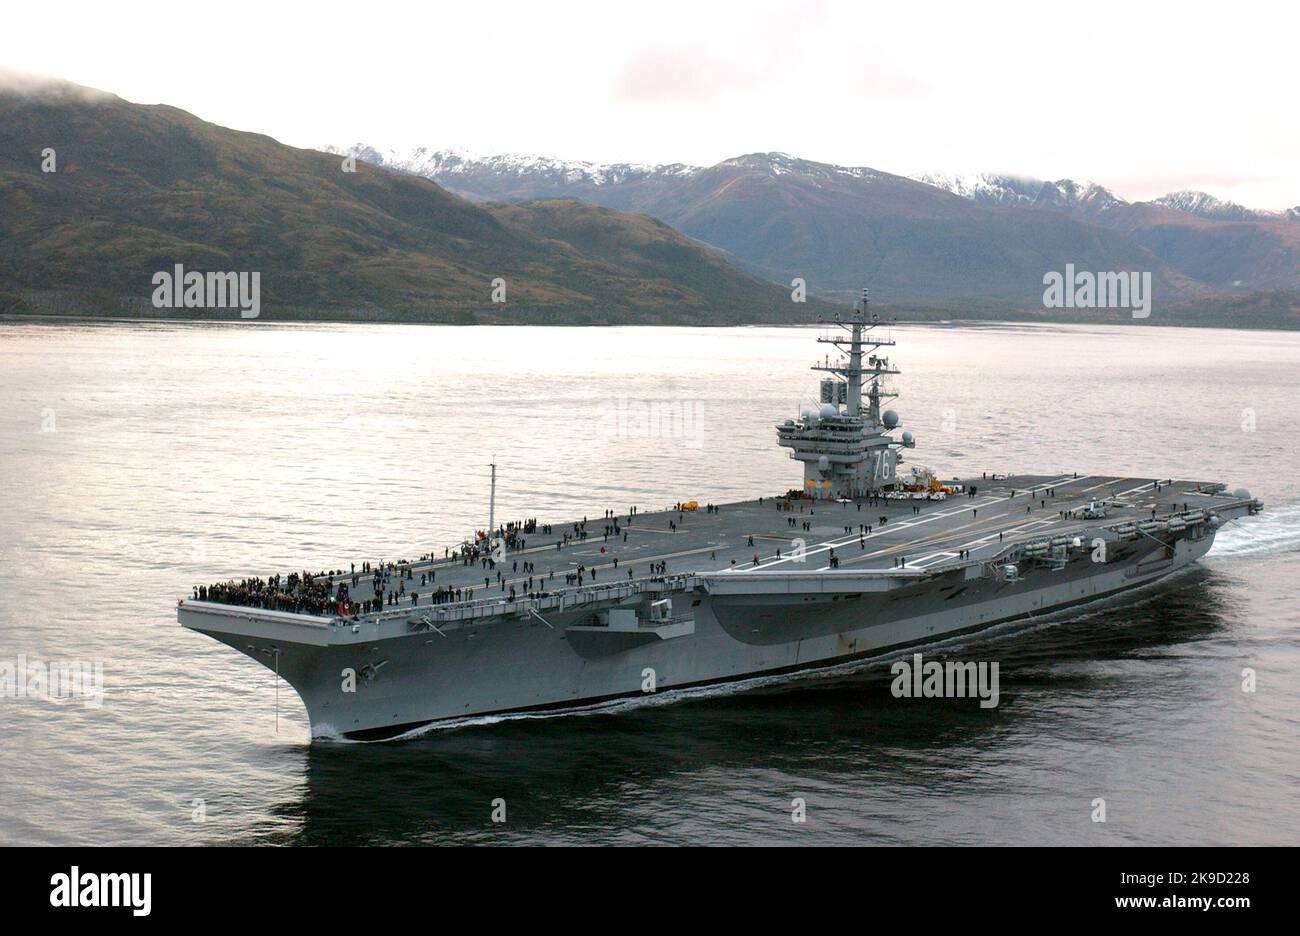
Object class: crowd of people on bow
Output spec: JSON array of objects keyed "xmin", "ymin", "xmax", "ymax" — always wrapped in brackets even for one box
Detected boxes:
[{"xmin": 193, "ymin": 571, "xmax": 346, "ymax": 617}]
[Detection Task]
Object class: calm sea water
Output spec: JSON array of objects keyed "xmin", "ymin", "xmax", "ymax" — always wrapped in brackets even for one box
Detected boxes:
[{"xmin": 1, "ymin": 318, "xmax": 1298, "ymax": 846}]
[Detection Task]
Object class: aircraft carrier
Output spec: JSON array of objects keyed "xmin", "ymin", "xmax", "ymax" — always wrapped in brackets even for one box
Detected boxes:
[{"xmin": 178, "ymin": 291, "xmax": 1264, "ymax": 740}]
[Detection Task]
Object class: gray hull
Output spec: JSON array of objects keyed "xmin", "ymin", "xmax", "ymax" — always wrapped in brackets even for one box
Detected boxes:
[{"xmin": 182, "ymin": 525, "xmax": 1216, "ymax": 740}]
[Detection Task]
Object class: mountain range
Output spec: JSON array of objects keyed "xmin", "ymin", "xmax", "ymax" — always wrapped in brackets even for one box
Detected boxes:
[
  {"xmin": 1, "ymin": 76, "xmax": 1295, "ymax": 328},
  {"xmin": 328, "ymin": 145, "xmax": 1300, "ymax": 324}
]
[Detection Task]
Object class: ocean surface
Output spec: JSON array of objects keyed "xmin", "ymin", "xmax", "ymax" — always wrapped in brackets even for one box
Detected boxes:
[{"xmin": 1, "ymin": 318, "xmax": 1298, "ymax": 846}]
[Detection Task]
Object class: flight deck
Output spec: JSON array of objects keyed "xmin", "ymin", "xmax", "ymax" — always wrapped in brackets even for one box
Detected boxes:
[{"xmin": 277, "ymin": 473, "xmax": 1245, "ymax": 620}]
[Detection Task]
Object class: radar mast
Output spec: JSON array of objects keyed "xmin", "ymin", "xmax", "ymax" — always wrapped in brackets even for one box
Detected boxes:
[{"xmin": 776, "ymin": 288, "xmax": 914, "ymax": 498}]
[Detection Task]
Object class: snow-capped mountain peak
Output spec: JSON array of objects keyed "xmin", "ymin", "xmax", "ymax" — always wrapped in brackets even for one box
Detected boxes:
[
  {"xmin": 913, "ymin": 172, "xmax": 1124, "ymax": 211},
  {"xmin": 322, "ymin": 144, "xmax": 702, "ymax": 186},
  {"xmin": 718, "ymin": 151, "xmax": 877, "ymax": 182},
  {"xmin": 1150, "ymin": 190, "xmax": 1268, "ymax": 221},
  {"xmin": 324, "ymin": 145, "xmax": 891, "ymax": 190},
  {"xmin": 913, "ymin": 173, "xmax": 1288, "ymax": 222}
]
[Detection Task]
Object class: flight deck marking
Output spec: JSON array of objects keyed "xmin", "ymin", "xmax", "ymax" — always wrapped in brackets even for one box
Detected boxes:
[
  {"xmin": 724, "ymin": 495, "xmax": 1009, "ymax": 571},
  {"xmin": 734, "ymin": 493, "xmax": 1015, "ymax": 570},
  {"xmin": 1078, "ymin": 477, "xmax": 1129, "ymax": 495},
  {"xmin": 811, "ymin": 490, "xmax": 1088, "ymax": 569},
  {"xmin": 718, "ymin": 475, "xmax": 1085, "ymax": 573},
  {"xmin": 838, "ymin": 513, "xmax": 1060, "ymax": 567},
  {"xmin": 738, "ymin": 475, "xmax": 1092, "ymax": 569},
  {"xmin": 906, "ymin": 552, "xmax": 959, "ymax": 569}
]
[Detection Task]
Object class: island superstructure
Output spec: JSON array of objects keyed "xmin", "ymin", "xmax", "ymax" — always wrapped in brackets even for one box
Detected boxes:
[
  {"xmin": 778, "ymin": 290, "xmax": 911, "ymax": 497},
  {"xmin": 178, "ymin": 292, "xmax": 1264, "ymax": 740}
]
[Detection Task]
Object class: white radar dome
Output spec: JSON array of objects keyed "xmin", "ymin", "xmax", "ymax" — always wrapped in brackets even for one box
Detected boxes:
[
  {"xmin": 817, "ymin": 455, "xmax": 830, "ymax": 472},
  {"xmin": 882, "ymin": 410, "xmax": 900, "ymax": 428}
]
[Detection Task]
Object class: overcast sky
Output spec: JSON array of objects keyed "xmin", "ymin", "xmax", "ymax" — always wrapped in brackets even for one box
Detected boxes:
[{"xmin": 4, "ymin": 0, "xmax": 1297, "ymax": 208}]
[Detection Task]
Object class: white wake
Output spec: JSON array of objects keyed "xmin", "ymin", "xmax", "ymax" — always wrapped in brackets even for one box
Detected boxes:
[{"xmin": 1206, "ymin": 502, "xmax": 1300, "ymax": 560}]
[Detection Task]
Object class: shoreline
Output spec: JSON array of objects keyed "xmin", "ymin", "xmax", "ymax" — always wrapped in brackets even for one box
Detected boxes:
[{"xmin": 3, "ymin": 309, "xmax": 1298, "ymax": 333}]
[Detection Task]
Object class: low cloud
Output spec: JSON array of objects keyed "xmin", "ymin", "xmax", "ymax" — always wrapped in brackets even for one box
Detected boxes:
[{"xmin": 0, "ymin": 68, "xmax": 115, "ymax": 103}]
